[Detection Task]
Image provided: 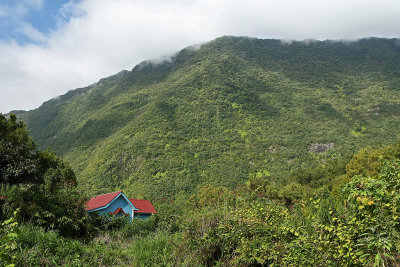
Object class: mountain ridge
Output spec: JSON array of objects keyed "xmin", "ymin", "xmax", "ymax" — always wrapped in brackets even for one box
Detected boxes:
[{"xmin": 16, "ymin": 36, "xmax": 400, "ymax": 198}]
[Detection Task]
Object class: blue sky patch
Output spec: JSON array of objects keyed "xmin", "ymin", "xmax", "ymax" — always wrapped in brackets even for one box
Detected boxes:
[{"xmin": 0, "ymin": 0, "xmax": 80, "ymax": 44}]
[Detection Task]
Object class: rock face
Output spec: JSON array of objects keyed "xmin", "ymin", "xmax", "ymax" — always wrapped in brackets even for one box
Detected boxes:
[{"xmin": 309, "ymin": 143, "xmax": 334, "ymax": 153}]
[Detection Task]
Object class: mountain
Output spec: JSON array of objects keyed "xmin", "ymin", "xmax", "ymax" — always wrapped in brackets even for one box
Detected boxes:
[{"xmin": 17, "ymin": 36, "xmax": 400, "ymax": 199}]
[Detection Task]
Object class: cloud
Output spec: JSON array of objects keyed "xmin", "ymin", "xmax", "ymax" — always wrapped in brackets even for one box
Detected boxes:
[
  {"xmin": 1, "ymin": 0, "xmax": 400, "ymax": 113},
  {"xmin": 15, "ymin": 23, "xmax": 47, "ymax": 43},
  {"xmin": 1, "ymin": 0, "xmax": 44, "ymax": 19}
]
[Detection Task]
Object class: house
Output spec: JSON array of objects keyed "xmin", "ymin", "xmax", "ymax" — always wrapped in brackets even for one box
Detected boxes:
[{"xmin": 85, "ymin": 191, "xmax": 157, "ymax": 220}]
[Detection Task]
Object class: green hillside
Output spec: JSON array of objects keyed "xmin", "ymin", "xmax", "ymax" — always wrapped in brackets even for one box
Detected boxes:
[{"xmin": 18, "ymin": 36, "xmax": 400, "ymax": 199}]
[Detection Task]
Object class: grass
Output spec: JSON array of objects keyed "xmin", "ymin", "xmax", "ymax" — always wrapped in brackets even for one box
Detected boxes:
[{"xmin": 15, "ymin": 224, "xmax": 178, "ymax": 266}]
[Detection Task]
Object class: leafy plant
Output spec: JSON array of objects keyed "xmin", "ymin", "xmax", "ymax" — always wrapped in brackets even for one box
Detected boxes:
[{"xmin": 0, "ymin": 209, "xmax": 20, "ymax": 267}]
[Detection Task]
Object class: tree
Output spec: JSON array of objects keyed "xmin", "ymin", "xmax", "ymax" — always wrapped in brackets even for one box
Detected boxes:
[
  {"xmin": 0, "ymin": 114, "xmax": 38, "ymax": 185},
  {"xmin": 0, "ymin": 114, "xmax": 87, "ymax": 237}
]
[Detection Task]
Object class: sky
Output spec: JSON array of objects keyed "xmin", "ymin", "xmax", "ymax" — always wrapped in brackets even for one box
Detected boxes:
[{"xmin": 1, "ymin": 0, "xmax": 400, "ymax": 113}]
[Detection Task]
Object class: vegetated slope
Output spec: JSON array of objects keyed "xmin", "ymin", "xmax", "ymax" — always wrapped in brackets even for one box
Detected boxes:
[{"xmin": 19, "ymin": 36, "xmax": 400, "ymax": 199}]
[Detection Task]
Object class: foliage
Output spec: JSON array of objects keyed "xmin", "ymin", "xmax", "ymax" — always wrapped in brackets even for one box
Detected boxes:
[
  {"xmin": 0, "ymin": 114, "xmax": 38, "ymax": 185},
  {"xmin": 116, "ymin": 215, "xmax": 158, "ymax": 238},
  {"xmin": 90, "ymin": 213, "xmax": 158, "ymax": 237},
  {"xmin": 14, "ymin": 223, "xmax": 176, "ymax": 266},
  {"xmin": 190, "ymin": 184, "xmax": 230, "ymax": 208},
  {"xmin": 0, "ymin": 114, "xmax": 89, "ymax": 238},
  {"xmin": 17, "ymin": 37, "xmax": 400, "ymax": 199},
  {"xmin": 179, "ymin": 140, "xmax": 400, "ymax": 266},
  {"xmin": 345, "ymin": 146, "xmax": 394, "ymax": 179},
  {"xmin": 0, "ymin": 210, "xmax": 20, "ymax": 267},
  {"xmin": 5, "ymin": 37, "xmax": 400, "ymax": 265},
  {"xmin": 1, "ymin": 123, "xmax": 400, "ymax": 266}
]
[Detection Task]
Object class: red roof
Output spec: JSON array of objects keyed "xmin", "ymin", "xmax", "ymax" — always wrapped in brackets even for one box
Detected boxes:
[
  {"xmin": 86, "ymin": 191, "xmax": 122, "ymax": 211},
  {"xmin": 130, "ymin": 199, "xmax": 157, "ymax": 214}
]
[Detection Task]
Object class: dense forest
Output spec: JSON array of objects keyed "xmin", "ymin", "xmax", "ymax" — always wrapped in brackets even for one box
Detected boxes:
[
  {"xmin": 16, "ymin": 36, "xmax": 400, "ymax": 199},
  {"xmin": 2, "ymin": 36, "xmax": 400, "ymax": 265}
]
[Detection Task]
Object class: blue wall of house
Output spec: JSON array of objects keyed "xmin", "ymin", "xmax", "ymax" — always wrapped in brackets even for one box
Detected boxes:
[{"xmin": 96, "ymin": 194, "xmax": 134, "ymax": 219}]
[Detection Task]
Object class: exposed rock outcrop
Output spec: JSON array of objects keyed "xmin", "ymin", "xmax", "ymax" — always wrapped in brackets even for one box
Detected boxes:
[{"xmin": 309, "ymin": 143, "xmax": 334, "ymax": 153}]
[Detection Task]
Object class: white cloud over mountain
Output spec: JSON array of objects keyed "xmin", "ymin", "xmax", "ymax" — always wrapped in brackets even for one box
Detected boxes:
[{"xmin": 1, "ymin": 0, "xmax": 400, "ymax": 112}]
